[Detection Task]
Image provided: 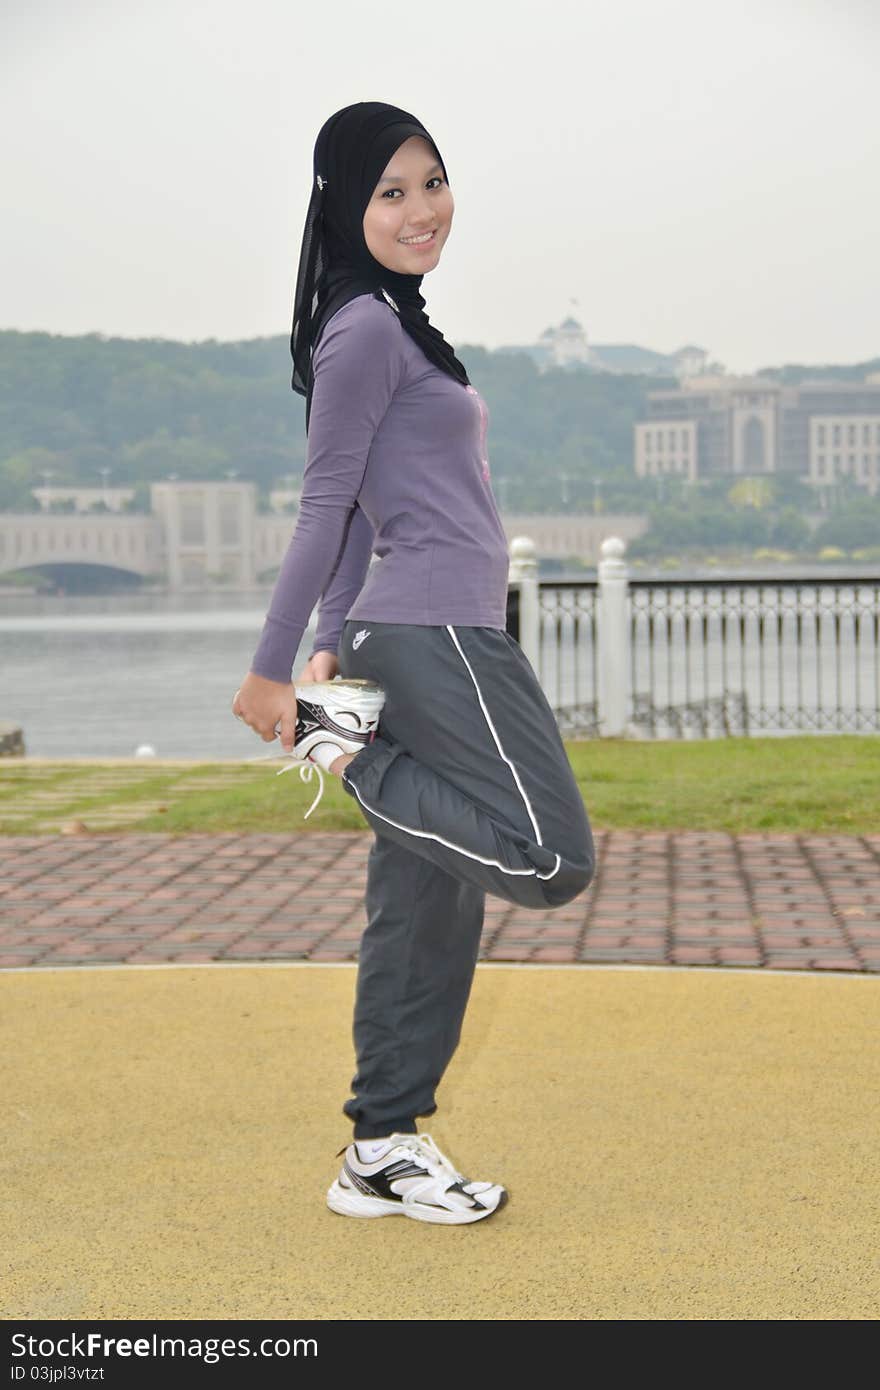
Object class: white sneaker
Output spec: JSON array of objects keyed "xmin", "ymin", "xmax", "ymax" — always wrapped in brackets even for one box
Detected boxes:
[
  {"xmin": 326, "ymin": 1132, "xmax": 509, "ymax": 1225},
  {"xmin": 253, "ymin": 678, "xmax": 385, "ymax": 821}
]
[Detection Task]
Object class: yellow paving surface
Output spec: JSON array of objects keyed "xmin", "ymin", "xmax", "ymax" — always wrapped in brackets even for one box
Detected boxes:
[{"xmin": 2, "ymin": 963, "xmax": 879, "ymax": 1320}]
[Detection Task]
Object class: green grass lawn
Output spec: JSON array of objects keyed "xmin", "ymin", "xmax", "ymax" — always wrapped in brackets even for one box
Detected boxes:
[{"xmin": 1, "ymin": 735, "xmax": 878, "ymax": 835}]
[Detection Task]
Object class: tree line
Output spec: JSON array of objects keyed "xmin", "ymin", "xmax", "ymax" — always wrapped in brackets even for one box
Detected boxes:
[{"xmin": 1, "ymin": 329, "xmax": 878, "ymax": 557}]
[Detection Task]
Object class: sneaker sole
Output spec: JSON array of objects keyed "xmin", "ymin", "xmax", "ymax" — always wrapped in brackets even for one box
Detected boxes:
[{"xmin": 326, "ymin": 1178, "xmax": 508, "ymax": 1225}]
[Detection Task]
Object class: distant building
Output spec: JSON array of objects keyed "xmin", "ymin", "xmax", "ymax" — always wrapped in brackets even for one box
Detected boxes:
[
  {"xmin": 497, "ymin": 315, "xmax": 716, "ymax": 381},
  {"xmin": 538, "ymin": 316, "xmax": 594, "ymax": 369},
  {"xmin": 634, "ymin": 373, "xmax": 880, "ymax": 494},
  {"xmin": 149, "ymin": 481, "xmax": 297, "ymax": 587}
]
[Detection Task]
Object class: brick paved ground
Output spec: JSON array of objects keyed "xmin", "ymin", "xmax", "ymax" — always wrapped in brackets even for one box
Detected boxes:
[{"xmin": 1, "ymin": 829, "xmax": 879, "ymax": 971}]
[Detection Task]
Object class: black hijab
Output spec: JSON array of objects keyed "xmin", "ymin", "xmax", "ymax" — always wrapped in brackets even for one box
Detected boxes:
[{"xmin": 289, "ymin": 101, "xmax": 471, "ymax": 433}]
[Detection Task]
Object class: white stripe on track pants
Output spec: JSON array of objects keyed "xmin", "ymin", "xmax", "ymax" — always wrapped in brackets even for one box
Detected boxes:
[{"xmin": 336, "ymin": 618, "xmax": 596, "ymax": 1138}]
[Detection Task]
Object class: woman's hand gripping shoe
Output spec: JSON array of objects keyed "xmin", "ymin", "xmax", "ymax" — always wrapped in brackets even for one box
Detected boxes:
[{"xmin": 260, "ymin": 678, "xmax": 386, "ymax": 821}]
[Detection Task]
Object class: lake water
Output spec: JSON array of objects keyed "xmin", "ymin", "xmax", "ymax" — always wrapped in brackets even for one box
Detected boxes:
[{"xmin": 0, "ymin": 592, "xmax": 296, "ymax": 759}]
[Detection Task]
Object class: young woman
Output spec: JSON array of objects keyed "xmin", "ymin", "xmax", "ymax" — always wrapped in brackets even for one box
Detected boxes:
[{"xmin": 233, "ymin": 102, "xmax": 596, "ymax": 1225}]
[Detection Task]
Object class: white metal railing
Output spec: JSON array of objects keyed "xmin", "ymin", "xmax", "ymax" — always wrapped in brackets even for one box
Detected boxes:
[{"xmin": 507, "ymin": 536, "xmax": 880, "ymax": 738}]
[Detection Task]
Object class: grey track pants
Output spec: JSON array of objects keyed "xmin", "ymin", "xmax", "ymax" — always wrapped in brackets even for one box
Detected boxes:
[{"xmin": 336, "ymin": 619, "xmax": 596, "ymax": 1139}]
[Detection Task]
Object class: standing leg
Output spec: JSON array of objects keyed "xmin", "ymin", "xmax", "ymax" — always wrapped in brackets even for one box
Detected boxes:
[
  {"xmin": 342, "ymin": 831, "xmax": 485, "ymax": 1138},
  {"xmin": 335, "ymin": 618, "xmax": 594, "ymax": 1142}
]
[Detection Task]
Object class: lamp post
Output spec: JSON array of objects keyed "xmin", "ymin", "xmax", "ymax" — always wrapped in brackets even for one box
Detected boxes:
[
  {"xmin": 99, "ymin": 467, "xmax": 111, "ymax": 508},
  {"xmin": 41, "ymin": 469, "xmax": 54, "ymax": 511}
]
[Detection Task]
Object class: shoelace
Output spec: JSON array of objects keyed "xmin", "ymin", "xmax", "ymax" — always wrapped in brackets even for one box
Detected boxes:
[
  {"xmin": 383, "ymin": 1132, "xmax": 466, "ymax": 1185},
  {"xmin": 246, "ymin": 749, "xmax": 324, "ymax": 820}
]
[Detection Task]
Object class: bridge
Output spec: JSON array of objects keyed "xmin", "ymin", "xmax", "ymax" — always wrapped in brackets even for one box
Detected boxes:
[
  {"xmin": 0, "ymin": 482, "xmax": 297, "ymax": 590},
  {"xmin": 0, "ymin": 512, "xmax": 164, "ymax": 582},
  {"xmin": 0, "ymin": 480, "xmax": 649, "ymax": 591}
]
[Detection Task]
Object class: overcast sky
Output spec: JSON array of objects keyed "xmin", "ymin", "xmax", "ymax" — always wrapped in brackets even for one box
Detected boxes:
[{"xmin": 3, "ymin": 0, "xmax": 877, "ymax": 374}]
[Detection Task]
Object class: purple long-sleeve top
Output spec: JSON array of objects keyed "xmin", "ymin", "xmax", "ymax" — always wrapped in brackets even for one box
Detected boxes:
[{"xmin": 249, "ymin": 291, "xmax": 511, "ymax": 684}]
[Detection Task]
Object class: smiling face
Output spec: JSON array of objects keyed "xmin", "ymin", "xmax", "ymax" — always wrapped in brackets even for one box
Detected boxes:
[{"xmin": 362, "ymin": 135, "xmax": 454, "ymax": 274}]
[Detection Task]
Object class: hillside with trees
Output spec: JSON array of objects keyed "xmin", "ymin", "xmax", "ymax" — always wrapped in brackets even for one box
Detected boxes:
[
  {"xmin": 0, "ymin": 328, "xmax": 679, "ymax": 515},
  {"xmin": 1, "ymin": 329, "xmax": 878, "ymax": 559}
]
